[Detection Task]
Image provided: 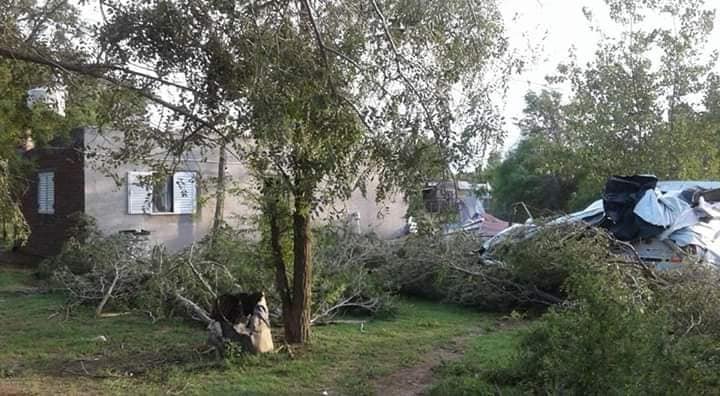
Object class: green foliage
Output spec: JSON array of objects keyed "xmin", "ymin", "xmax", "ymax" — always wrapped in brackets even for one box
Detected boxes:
[
  {"xmin": 654, "ymin": 264, "xmax": 720, "ymax": 338},
  {"xmin": 40, "ymin": 220, "xmax": 155, "ymax": 314},
  {"xmin": 3, "ymin": 0, "xmax": 516, "ymax": 343},
  {"xmin": 386, "ymin": 224, "xmax": 617, "ymax": 310},
  {"xmin": 312, "ymin": 225, "xmax": 396, "ymax": 321},
  {"xmin": 507, "ymin": 238, "xmax": 720, "ymax": 394},
  {"xmin": 0, "ymin": 1, "xmax": 146, "ymax": 239},
  {"xmin": 43, "ymin": 216, "xmax": 394, "ymax": 323},
  {"xmin": 92, "ymin": 0, "xmax": 514, "ymax": 203},
  {"xmin": 0, "ymin": 161, "xmax": 29, "ymax": 247},
  {"xmin": 515, "ymin": 253, "xmax": 666, "ymax": 394},
  {"xmin": 138, "ymin": 227, "xmax": 275, "ymax": 321},
  {"xmin": 397, "ymin": 222, "xmax": 720, "ymax": 394},
  {"xmin": 488, "ymin": 137, "xmax": 579, "ymax": 220},
  {"xmin": 491, "ymin": 0, "xmax": 720, "ymax": 213}
]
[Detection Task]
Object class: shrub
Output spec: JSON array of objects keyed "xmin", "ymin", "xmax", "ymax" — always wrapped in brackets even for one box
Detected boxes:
[{"xmin": 515, "ymin": 253, "xmax": 667, "ymax": 394}]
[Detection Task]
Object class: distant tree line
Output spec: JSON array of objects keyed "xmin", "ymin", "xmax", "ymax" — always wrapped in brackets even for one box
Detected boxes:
[{"xmin": 486, "ymin": 0, "xmax": 720, "ymax": 221}]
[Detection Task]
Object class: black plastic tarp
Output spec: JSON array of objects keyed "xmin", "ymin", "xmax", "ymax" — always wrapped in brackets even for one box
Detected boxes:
[{"xmin": 601, "ymin": 175, "xmax": 664, "ymax": 241}]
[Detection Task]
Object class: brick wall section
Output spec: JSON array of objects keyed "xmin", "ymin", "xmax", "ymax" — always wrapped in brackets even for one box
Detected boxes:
[{"xmin": 20, "ymin": 132, "xmax": 85, "ymax": 257}]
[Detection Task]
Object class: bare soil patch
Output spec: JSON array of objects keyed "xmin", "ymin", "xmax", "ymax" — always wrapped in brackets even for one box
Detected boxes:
[{"xmin": 373, "ymin": 334, "xmax": 475, "ymax": 396}]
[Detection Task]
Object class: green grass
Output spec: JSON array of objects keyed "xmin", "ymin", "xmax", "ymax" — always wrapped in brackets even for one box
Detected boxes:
[
  {"xmin": 0, "ymin": 267, "xmax": 32, "ymax": 289},
  {"xmin": 428, "ymin": 323, "xmax": 527, "ymax": 396},
  {"xmin": 0, "ymin": 267, "xmax": 523, "ymax": 395}
]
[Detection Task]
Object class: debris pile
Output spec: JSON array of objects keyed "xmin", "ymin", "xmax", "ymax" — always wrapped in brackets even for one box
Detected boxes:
[{"xmin": 485, "ymin": 175, "xmax": 720, "ymax": 267}]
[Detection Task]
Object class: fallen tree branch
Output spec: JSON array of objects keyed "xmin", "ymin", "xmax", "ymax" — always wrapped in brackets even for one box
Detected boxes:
[
  {"xmin": 186, "ymin": 244, "xmax": 217, "ymax": 300},
  {"xmin": 448, "ymin": 263, "xmax": 564, "ymax": 306},
  {"xmin": 95, "ymin": 264, "xmax": 120, "ymax": 317},
  {"xmin": 175, "ymin": 292, "xmax": 212, "ymax": 324}
]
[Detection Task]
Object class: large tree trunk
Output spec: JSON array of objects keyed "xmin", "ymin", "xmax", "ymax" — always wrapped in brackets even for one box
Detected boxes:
[
  {"xmin": 285, "ymin": 199, "xmax": 312, "ymax": 344},
  {"xmin": 263, "ymin": 177, "xmax": 314, "ymax": 345}
]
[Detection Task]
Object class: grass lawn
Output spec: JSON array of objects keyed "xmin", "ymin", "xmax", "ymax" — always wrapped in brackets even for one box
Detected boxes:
[
  {"xmin": 428, "ymin": 324, "xmax": 527, "ymax": 395},
  {"xmin": 0, "ymin": 266, "xmax": 523, "ymax": 395}
]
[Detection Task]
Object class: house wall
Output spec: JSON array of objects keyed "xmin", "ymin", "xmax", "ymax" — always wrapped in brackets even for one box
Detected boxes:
[
  {"xmin": 84, "ymin": 129, "xmax": 408, "ymax": 252},
  {"xmin": 20, "ymin": 132, "xmax": 85, "ymax": 256}
]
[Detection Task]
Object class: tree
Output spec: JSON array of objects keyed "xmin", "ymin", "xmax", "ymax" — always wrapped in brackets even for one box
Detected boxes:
[
  {"xmin": 495, "ymin": 0, "xmax": 720, "ymax": 213},
  {"xmin": 0, "ymin": 0, "xmax": 514, "ymax": 343},
  {"xmin": 0, "ymin": 0, "xmax": 128, "ymax": 245},
  {"xmin": 488, "ymin": 137, "xmax": 578, "ymax": 221}
]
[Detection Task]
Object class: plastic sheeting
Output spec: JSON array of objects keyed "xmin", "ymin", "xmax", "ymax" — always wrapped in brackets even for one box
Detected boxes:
[
  {"xmin": 633, "ymin": 189, "xmax": 690, "ymax": 227},
  {"xmin": 458, "ymin": 193, "xmax": 485, "ymax": 224},
  {"xmin": 603, "ymin": 178, "xmax": 720, "ymax": 266}
]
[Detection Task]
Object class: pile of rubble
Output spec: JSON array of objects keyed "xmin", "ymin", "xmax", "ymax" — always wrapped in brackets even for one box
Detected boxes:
[{"xmin": 484, "ymin": 176, "xmax": 720, "ymax": 267}]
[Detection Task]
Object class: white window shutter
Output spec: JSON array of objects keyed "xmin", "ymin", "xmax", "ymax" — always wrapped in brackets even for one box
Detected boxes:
[
  {"xmin": 173, "ymin": 172, "xmax": 197, "ymax": 214},
  {"xmin": 37, "ymin": 172, "xmax": 55, "ymax": 214},
  {"xmin": 128, "ymin": 172, "xmax": 153, "ymax": 214}
]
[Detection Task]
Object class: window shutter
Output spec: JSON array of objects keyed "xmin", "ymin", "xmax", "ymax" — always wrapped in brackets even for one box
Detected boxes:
[
  {"xmin": 37, "ymin": 172, "xmax": 55, "ymax": 214},
  {"xmin": 128, "ymin": 172, "xmax": 153, "ymax": 214},
  {"xmin": 173, "ymin": 172, "xmax": 197, "ymax": 214}
]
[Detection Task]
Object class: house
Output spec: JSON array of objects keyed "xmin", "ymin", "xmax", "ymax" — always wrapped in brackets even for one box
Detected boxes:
[{"xmin": 20, "ymin": 128, "xmax": 409, "ymax": 256}]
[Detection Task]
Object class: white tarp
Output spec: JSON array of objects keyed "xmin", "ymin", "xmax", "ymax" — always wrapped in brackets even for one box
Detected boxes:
[
  {"xmin": 632, "ymin": 190, "xmax": 720, "ymax": 266},
  {"xmin": 458, "ymin": 194, "xmax": 485, "ymax": 224}
]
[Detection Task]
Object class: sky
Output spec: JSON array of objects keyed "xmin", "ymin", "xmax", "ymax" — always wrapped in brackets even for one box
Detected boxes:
[
  {"xmin": 499, "ymin": 0, "xmax": 605, "ymax": 150},
  {"xmin": 498, "ymin": 0, "xmax": 720, "ymax": 152},
  {"xmin": 78, "ymin": 0, "xmax": 720, "ymax": 153}
]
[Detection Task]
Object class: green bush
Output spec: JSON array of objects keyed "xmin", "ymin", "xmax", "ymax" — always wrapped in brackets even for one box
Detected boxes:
[
  {"xmin": 516, "ymin": 265, "xmax": 666, "ymax": 394},
  {"xmin": 510, "ymin": 235, "xmax": 720, "ymax": 394}
]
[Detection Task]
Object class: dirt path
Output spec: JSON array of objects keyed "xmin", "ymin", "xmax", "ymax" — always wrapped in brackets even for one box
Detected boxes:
[{"xmin": 372, "ymin": 333, "xmax": 474, "ymax": 396}]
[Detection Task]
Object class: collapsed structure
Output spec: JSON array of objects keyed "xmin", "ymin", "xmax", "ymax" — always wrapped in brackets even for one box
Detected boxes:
[
  {"xmin": 419, "ymin": 180, "xmax": 509, "ymax": 238},
  {"xmin": 484, "ymin": 175, "xmax": 720, "ymax": 267}
]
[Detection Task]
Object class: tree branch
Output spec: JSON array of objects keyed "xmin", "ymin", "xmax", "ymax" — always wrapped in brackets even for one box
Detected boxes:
[
  {"xmin": 175, "ymin": 292, "xmax": 213, "ymax": 324},
  {"xmin": 0, "ymin": 46, "xmax": 218, "ymax": 134},
  {"xmin": 369, "ymin": 0, "xmax": 439, "ymax": 137}
]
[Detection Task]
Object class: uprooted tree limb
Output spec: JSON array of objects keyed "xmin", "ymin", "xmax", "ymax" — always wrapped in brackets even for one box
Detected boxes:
[
  {"xmin": 175, "ymin": 292, "xmax": 213, "ymax": 324},
  {"xmin": 390, "ymin": 222, "xmax": 671, "ymax": 311},
  {"xmin": 447, "ymin": 263, "xmax": 565, "ymax": 306}
]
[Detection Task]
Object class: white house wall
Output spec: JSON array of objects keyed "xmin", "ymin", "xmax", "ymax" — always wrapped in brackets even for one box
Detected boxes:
[{"xmin": 83, "ymin": 129, "xmax": 408, "ymax": 252}]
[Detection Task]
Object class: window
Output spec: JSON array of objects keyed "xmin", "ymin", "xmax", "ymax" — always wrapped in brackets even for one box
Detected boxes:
[
  {"xmin": 38, "ymin": 171, "xmax": 55, "ymax": 214},
  {"xmin": 152, "ymin": 176, "xmax": 174, "ymax": 213},
  {"xmin": 128, "ymin": 171, "xmax": 197, "ymax": 215}
]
